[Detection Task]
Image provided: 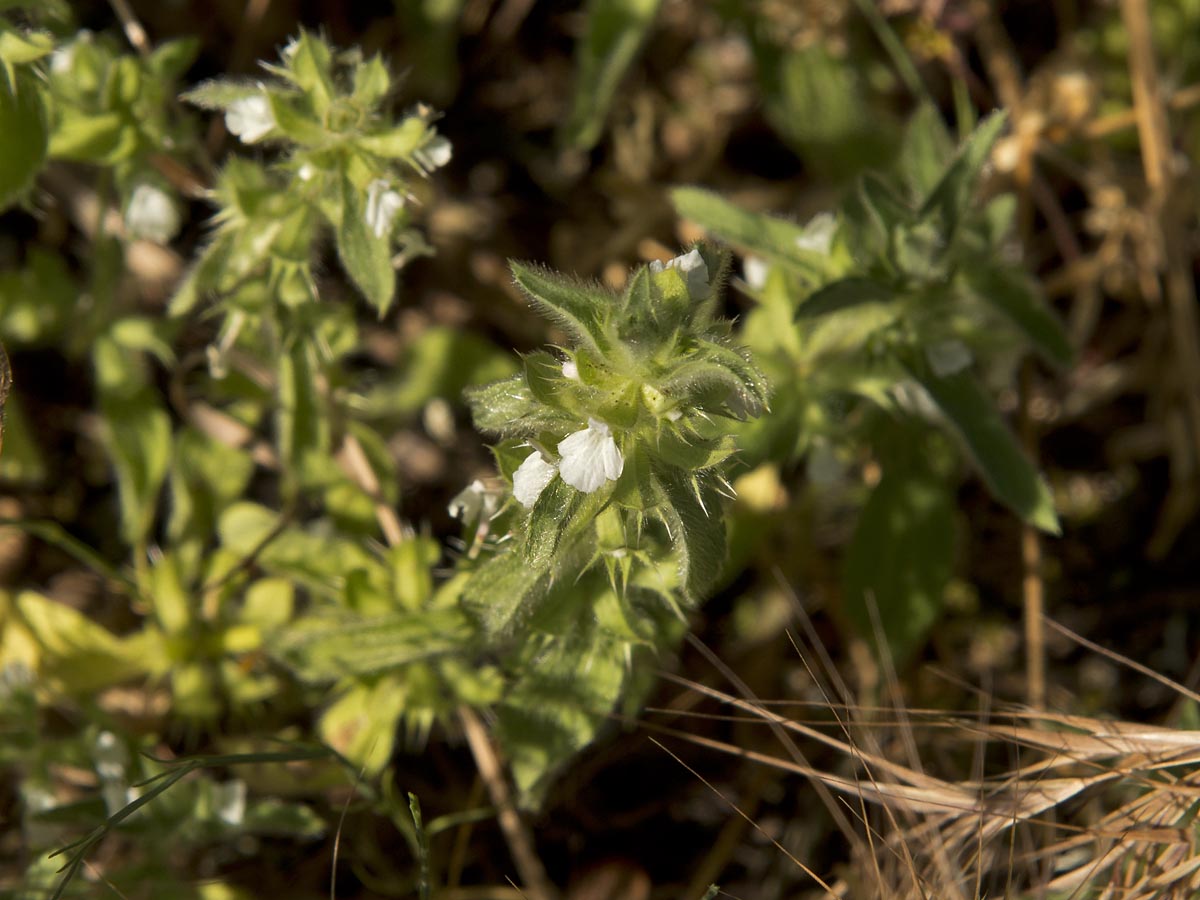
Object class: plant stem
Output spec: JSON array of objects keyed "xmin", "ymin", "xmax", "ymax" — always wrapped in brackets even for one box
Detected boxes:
[{"xmin": 458, "ymin": 707, "xmax": 558, "ymax": 900}]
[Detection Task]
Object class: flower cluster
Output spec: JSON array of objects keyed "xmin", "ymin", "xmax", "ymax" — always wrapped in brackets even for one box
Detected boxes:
[
  {"xmin": 463, "ymin": 245, "xmax": 767, "ymax": 600},
  {"xmin": 180, "ymin": 30, "xmax": 452, "ymax": 315},
  {"xmin": 514, "ymin": 418, "xmax": 624, "ymax": 506}
]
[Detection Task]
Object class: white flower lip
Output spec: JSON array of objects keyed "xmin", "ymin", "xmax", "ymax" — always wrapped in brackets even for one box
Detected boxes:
[
  {"xmin": 557, "ymin": 418, "xmax": 624, "ymax": 494},
  {"xmin": 225, "ymin": 94, "xmax": 275, "ymax": 143},
  {"xmin": 125, "ymin": 184, "xmax": 179, "ymax": 244},
  {"xmin": 925, "ymin": 339, "xmax": 973, "ymax": 377},
  {"xmin": 365, "ymin": 179, "xmax": 405, "ymax": 239},
  {"xmin": 414, "ymin": 134, "xmax": 452, "ymax": 172},
  {"xmin": 652, "ymin": 248, "xmax": 710, "ymax": 299},
  {"xmin": 448, "ymin": 479, "xmax": 498, "ymax": 521},
  {"xmin": 513, "ymin": 451, "xmax": 558, "ymax": 507},
  {"xmin": 561, "ymin": 359, "xmax": 579, "ymax": 381},
  {"xmin": 743, "ymin": 256, "xmax": 768, "ymax": 290},
  {"xmin": 795, "ymin": 211, "xmax": 836, "ymax": 255}
]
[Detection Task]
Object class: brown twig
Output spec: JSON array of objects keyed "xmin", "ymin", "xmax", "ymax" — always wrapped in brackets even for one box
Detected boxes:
[
  {"xmin": 107, "ymin": 0, "xmax": 151, "ymax": 58},
  {"xmin": 1120, "ymin": 0, "xmax": 1200, "ymax": 558},
  {"xmin": 1019, "ymin": 363, "xmax": 1046, "ymax": 713},
  {"xmin": 335, "ymin": 433, "xmax": 406, "ymax": 547},
  {"xmin": 457, "ymin": 707, "xmax": 558, "ymax": 900},
  {"xmin": 973, "ymin": 1, "xmax": 1048, "ymax": 713},
  {"xmin": 1083, "ymin": 82, "xmax": 1200, "ymax": 141}
]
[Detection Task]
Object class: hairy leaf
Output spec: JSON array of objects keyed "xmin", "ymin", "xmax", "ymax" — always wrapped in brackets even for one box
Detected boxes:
[
  {"xmin": 904, "ymin": 354, "xmax": 1059, "ymax": 533},
  {"xmin": 672, "ymin": 187, "xmax": 833, "ymax": 282},
  {"xmin": 842, "ymin": 470, "xmax": 956, "ymax": 664},
  {"xmin": 655, "ymin": 467, "xmax": 725, "ymax": 600},
  {"xmin": 561, "ymin": 0, "xmax": 661, "ymax": 150},
  {"xmin": 964, "ymin": 262, "xmax": 1073, "ymax": 368},
  {"xmin": 510, "ymin": 262, "xmax": 613, "ymax": 354}
]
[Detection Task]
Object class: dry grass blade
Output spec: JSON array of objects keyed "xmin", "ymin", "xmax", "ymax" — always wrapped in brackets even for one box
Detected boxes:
[{"xmin": 647, "ymin": 616, "xmax": 1200, "ymax": 899}]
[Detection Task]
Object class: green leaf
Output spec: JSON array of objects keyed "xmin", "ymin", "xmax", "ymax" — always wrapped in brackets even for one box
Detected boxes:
[
  {"xmin": 281, "ymin": 30, "xmax": 335, "ymax": 113},
  {"xmin": 16, "ymin": 590, "xmax": 150, "ymax": 694},
  {"xmin": 461, "ymin": 548, "xmax": 552, "ymax": 638},
  {"xmin": 841, "ymin": 471, "xmax": 955, "ymax": 665},
  {"xmin": 652, "ymin": 430, "xmax": 736, "ymax": 471},
  {"xmin": 336, "ymin": 175, "xmax": 396, "ymax": 313},
  {"xmin": 561, "ymin": 0, "xmax": 661, "ymax": 151},
  {"xmin": 465, "ymin": 374, "xmax": 574, "ymax": 437},
  {"xmin": 266, "ymin": 92, "xmax": 328, "ymax": 146},
  {"xmin": 963, "ymin": 263, "xmax": 1073, "ymax": 368},
  {"xmin": 523, "ymin": 475, "xmax": 613, "ymax": 571},
  {"xmin": 495, "ymin": 621, "xmax": 628, "ymax": 807},
  {"xmin": 654, "ymin": 467, "xmax": 725, "ymax": 600},
  {"xmin": 93, "ymin": 335, "xmax": 171, "ymax": 547},
  {"xmin": 277, "ymin": 341, "xmax": 329, "ymax": 487},
  {"xmin": 0, "ymin": 30, "xmax": 52, "ymax": 65},
  {"xmin": 167, "ymin": 426, "xmax": 254, "ymax": 544},
  {"xmin": 509, "ymin": 262, "xmax": 613, "ymax": 354},
  {"xmin": 904, "ymin": 356, "xmax": 1059, "ymax": 533},
  {"xmin": 352, "ymin": 54, "xmax": 391, "ymax": 108},
  {"xmin": 672, "ymin": 338, "xmax": 769, "ymax": 418},
  {"xmin": 359, "ymin": 117, "xmax": 427, "ymax": 159},
  {"xmin": 0, "ymin": 68, "xmax": 47, "ymax": 209},
  {"xmin": 147, "ymin": 37, "xmax": 200, "ymax": 81},
  {"xmin": 218, "ymin": 502, "xmax": 386, "ymax": 600},
  {"xmin": 797, "ymin": 277, "xmax": 894, "ymax": 319},
  {"xmin": 671, "ymin": 188, "xmax": 833, "ymax": 281},
  {"xmin": 179, "ymin": 78, "xmax": 261, "ymax": 110},
  {"xmin": 319, "ymin": 678, "xmax": 405, "ymax": 775},
  {"xmin": 147, "ymin": 551, "xmax": 192, "ymax": 635},
  {"xmin": 896, "ymin": 102, "xmax": 955, "ymax": 196},
  {"xmin": 522, "ymin": 476, "xmax": 585, "ymax": 568},
  {"xmin": 275, "ymin": 608, "xmax": 475, "ymax": 681},
  {"xmin": 241, "ymin": 797, "xmax": 326, "ymax": 839},
  {"xmin": 919, "ymin": 109, "xmax": 1008, "ymax": 238},
  {"xmin": 759, "ymin": 42, "xmax": 893, "ymax": 181}
]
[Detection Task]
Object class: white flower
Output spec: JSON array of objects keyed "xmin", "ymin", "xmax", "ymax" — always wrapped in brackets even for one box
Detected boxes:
[
  {"xmin": 93, "ymin": 730, "xmax": 136, "ymax": 816},
  {"xmin": 213, "ymin": 779, "xmax": 247, "ymax": 827},
  {"xmin": 561, "ymin": 359, "xmax": 579, "ymax": 380},
  {"xmin": 796, "ymin": 211, "xmax": 836, "ymax": 255},
  {"xmin": 93, "ymin": 731, "xmax": 127, "ymax": 782},
  {"xmin": 50, "ymin": 31, "xmax": 90, "ymax": 75},
  {"xmin": 557, "ymin": 418, "xmax": 624, "ymax": 494},
  {"xmin": 448, "ymin": 479, "xmax": 499, "ymax": 521},
  {"xmin": 743, "ymin": 255, "xmax": 769, "ymax": 290},
  {"xmin": 513, "ymin": 451, "xmax": 558, "ymax": 508},
  {"xmin": 125, "ymin": 184, "xmax": 179, "ymax": 244},
  {"xmin": 651, "ymin": 248, "xmax": 710, "ymax": 299},
  {"xmin": 297, "ymin": 163, "xmax": 315, "ymax": 181},
  {"xmin": 225, "ymin": 94, "xmax": 275, "ymax": 143},
  {"xmin": 414, "ymin": 135, "xmax": 452, "ymax": 172},
  {"xmin": 925, "ymin": 339, "xmax": 973, "ymax": 377},
  {"xmin": 365, "ymin": 179, "xmax": 405, "ymax": 238},
  {"xmin": 50, "ymin": 45, "xmax": 75, "ymax": 75}
]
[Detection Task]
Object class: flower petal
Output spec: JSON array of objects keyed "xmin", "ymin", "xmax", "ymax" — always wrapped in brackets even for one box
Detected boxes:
[
  {"xmin": 125, "ymin": 184, "xmax": 179, "ymax": 244},
  {"xmin": 225, "ymin": 94, "xmax": 275, "ymax": 143},
  {"xmin": 365, "ymin": 179, "xmax": 405, "ymax": 238},
  {"xmin": 513, "ymin": 452, "xmax": 557, "ymax": 507},
  {"xmin": 557, "ymin": 418, "xmax": 623, "ymax": 493},
  {"xmin": 925, "ymin": 339, "xmax": 973, "ymax": 377},
  {"xmin": 664, "ymin": 248, "xmax": 710, "ymax": 299},
  {"xmin": 795, "ymin": 212, "xmax": 836, "ymax": 255}
]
